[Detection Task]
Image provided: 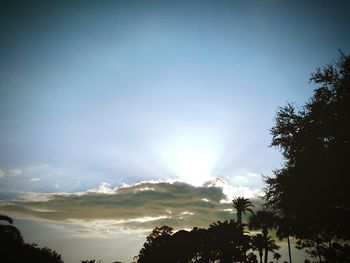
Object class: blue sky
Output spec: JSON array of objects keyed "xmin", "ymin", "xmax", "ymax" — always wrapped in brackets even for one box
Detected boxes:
[
  {"xmin": 1, "ymin": 0, "xmax": 348, "ymax": 193},
  {"xmin": 1, "ymin": 0, "xmax": 350, "ymax": 262}
]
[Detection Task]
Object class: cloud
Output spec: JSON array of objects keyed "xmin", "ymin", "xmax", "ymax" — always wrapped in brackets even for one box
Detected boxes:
[
  {"xmin": 14, "ymin": 192, "xmax": 53, "ymax": 202},
  {"xmin": 87, "ymin": 182, "xmax": 115, "ymax": 194},
  {"xmin": 204, "ymin": 176, "xmax": 262, "ymax": 200},
  {"xmin": 29, "ymin": 177, "xmax": 41, "ymax": 182},
  {"xmin": 0, "ymin": 169, "xmax": 4, "ymax": 179},
  {"xmin": 0, "ymin": 164, "xmax": 87, "ymax": 192},
  {"xmin": 8, "ymin": 168, "xmax": 23, "ymax": 177},
  {"xmin": 0, "ymin": 180, "xmax": 263, "ymax": 234}
]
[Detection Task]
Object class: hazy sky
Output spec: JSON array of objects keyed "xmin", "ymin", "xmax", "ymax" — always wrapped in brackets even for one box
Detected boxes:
[
  {"xmin": 1, "ymin": 0, "xmax": 349, "ymax": 193},
  {"xmin": 0, "ymin": 1, "xmax": 350, "ymax": 262}
]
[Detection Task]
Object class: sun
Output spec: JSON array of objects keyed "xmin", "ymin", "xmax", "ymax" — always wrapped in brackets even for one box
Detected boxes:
[
  {"xmin": 156, "ymin": 131, "xmax": 222, "ymax": 186},
  {"xmin": 170, "ymin": 149, "xmax": 213, "ymax": 186}
]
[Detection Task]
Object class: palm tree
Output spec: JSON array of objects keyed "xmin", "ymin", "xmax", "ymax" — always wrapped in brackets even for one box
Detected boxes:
[
  {"xmin": 248, "ymin": 210, "xmax": 277, "ymax": 263},
  {"xmin": 251, "ymin": 235, "xmax": 280, "ymax": 263},
  {"xmin": 0, "ymin": 214, "xmax": 23, "ymax": 243},
  {"xmin": 251, "ymin": 234, "xmax": 265, "ymax": 263},
  {"xmin": 0, "ymin": 214, "xmax": 13, "ymax": 224},
  {"xmin": 208, "ymin": 220, "xmax": 249, "ymax": 263},
  {"xmin": 273, "ymin": 252, "xmax": 281, "ymax": 263},
  {"xmin": 276, "ymin": 216, "xmax": 293, "ymax": 263},
  {"xmin": 232, "ymin": 197, "xmax": 254, "ymax": 224}
]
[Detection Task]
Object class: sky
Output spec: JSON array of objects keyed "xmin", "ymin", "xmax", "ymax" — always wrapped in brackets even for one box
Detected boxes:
[{"xmin": 0, "ymin": 0, "xmax": 350, "ymax": 262}]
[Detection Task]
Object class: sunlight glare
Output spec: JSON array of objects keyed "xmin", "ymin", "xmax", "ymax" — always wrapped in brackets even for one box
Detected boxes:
[{"xmin": 156, "ymin": 130, "xmax": 222, "ymax": 186}]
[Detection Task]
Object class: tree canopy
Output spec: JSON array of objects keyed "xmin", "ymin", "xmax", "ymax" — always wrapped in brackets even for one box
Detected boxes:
[
  {"xmin": 265, "ymin": 53, "xmax": 350, "ymax": 260},
  {"xmin": 135, "ymin": 221, "xmax": 254, "ymax": 263},
  {"xmin": 232, "ymin": 197, "xmax": 254, "ymax": 224},
  {"xmin": 0, "ymin": 214, "xmax": 64, "ymax": 263}
]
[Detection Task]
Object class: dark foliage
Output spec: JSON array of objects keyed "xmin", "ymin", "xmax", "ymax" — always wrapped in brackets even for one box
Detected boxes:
[
  {"xmin": 232, "ymin": 197, "xmax": 254, "ymax": 224},
  {"xmin": 248, "ymin": 210, "xmax": 278, "ymax": 263},
  {"xmin": 135, "ymin": 220, "xmax": 252, "ymax": 263},
  {"xmin": 265, "ymin": 53, "xmax": 350, "ymax": 261},
  {"xmin": 0, "ymin": 214, "xmax": 64, "ymax": 263}
]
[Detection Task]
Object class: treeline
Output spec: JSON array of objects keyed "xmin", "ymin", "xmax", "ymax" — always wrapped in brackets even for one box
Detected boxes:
[
  {"xmin": 134, "ymin": 199, "xmax": 281, "ymax": 263},
  {"xmin": 0, "ymin": 214, "xmax": 63, "ymax": 263}
]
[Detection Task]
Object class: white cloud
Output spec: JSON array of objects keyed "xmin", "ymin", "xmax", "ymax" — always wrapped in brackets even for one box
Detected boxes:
[
  {"xmin": 128, "ymin": 216, "xmax": 171, "ymax": 223},
  {"xmin": 179, "ymin": 211, "xmax": 194, "ymax": 216},
  {"xmin": 221, "ymin": 186, "xmax": 262, "ymax": 202},
  {"xmin": 29, "ymin": 208, "xmax": 57, "ymax": 212},
  {"xmin": 220, "ymin": 208, "xmax": 234, "ymax": 213},
  {"xmin": 228, "ymin": 169, "xmax": 261, "ymax": 187},
  {"xmin": 87, "ymin": 182, "xmax": 116, "ymax": 194},
  {"xmin": 203, "ymin": 176, "xmax": 259, "ymax": 201},
  {"xmin": 134, "ymin": 187, "xmax": 155, "ymax": 192},
  {"xmin": 30, "ymin": 177, "xmax": 41, "ymax": 182},
  {"xmin": 16, "ymin": 192, "xmax": 53, "ymax": 202},
  {"xmin": 8, "ymin": 168, "xmax": 23, "ymax": 177}
]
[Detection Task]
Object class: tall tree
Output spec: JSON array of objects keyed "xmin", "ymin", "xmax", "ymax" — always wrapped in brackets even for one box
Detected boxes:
[
  {"xmin": 208, "ymin": 220, "xmax": 250, "ymax": 263},
  {"xmin": 275, "ymin": 216, "xmax": 293, "ymax": 263},
  {"xmin": 251, "ymin": 234, "xmax": 280, "ymax": 263},
  {"xmin": 232, "ymin": 197, "xmax": 254, "ymax": 224},
  {"xmin": 251, "ymin": 234, "xmax": 265, "ymax": 263},
  {"xmin": 265, "ymin": 53, "xmax": 350, "ymax": 261},
  {"xmin": 248, "ymin": 210, "xmax": 277, "ymax": 263}
]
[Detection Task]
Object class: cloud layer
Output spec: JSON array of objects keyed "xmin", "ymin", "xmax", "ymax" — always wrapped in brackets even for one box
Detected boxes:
[{"xmin": 0, "ymin": 180, "xmax": 263, "ymax": 234}]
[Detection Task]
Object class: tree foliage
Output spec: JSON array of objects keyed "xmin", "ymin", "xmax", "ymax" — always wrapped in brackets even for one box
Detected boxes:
[
  {"xmin": 232, "ymin": 197, "xmax": 254, "ymax": 224},
  {"xmin": 265, "ymin": 53, "xmax": 350, "ymax": 261},
  {"xmin": 0, "ymin": 214, "xmax": 23, "ymax": 244},
  {"xmin": 135, "ymin": 221, "xmax": 252, "ymax": 263},
  {"xmin": 248, "ymin": 210, "xmax": 278, "ymax": 263},
  {"xmin": 0, "ymin": 214, "xmax": 64, "ymax": 263}
]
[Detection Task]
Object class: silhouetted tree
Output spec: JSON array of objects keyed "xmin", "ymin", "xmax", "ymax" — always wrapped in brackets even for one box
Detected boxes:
[
  {"xmin": 0, "ymin": 214, "xmax": 23, "ymax": 244},
  {"xmin": 265, "ymin": 52, "xmax": 350, "ymax": 262},
  {"xmin": 275, "ymin": 216, "xmax": 293, "ymax": 263},
  {"xmin": 251, "ymin": 234, "xmax": 280, "ymax": 263},
  {"xmin": 248, "ymin": 210, "xmax": 277, "ymax": 263},
  {"xmin": 0, "ymin": 214, "xmax": 63, "ymax": 263},
  {"xmin": 136, "ymin": 225, "xmax": 173, "ymax": 263},
  {"xmin": 251, "ymin": 234, "xmax": 265, "ymax": 263},
  {"xmin": 246, "ymin": 252, "xmax": 258, "ymax": 263},
  {"xmin": 135, "ymin": 221, "xmax": 251, "ymax": 263},
  {"xmin": 296, "ymin": 231, "xmax": 350, "ymax": 263},
  {"xmin": 11, "ymin": 242, "xmax": 63, "ymax": 263},
  {"xmin": 208, "ymin": 220, "xmax": 250, "ymax": 263},
  {"xmin": 232, "ymin": 197, "xmax": 254, "ymax": 224},
  {"xmin": 273, "ymin": 252, "xmax": 281, "ymax": 263}
]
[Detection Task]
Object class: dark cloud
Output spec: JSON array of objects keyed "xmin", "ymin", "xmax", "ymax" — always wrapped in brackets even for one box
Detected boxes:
[{"xmin": 0, "ymin": 181, "xmax": 262, "ymax": 231}]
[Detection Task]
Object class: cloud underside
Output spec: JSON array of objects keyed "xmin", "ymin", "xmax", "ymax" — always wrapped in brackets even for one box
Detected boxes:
[{"xmin": 0, "ymin": 182, "xmax": 262, "ymax": 233}]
